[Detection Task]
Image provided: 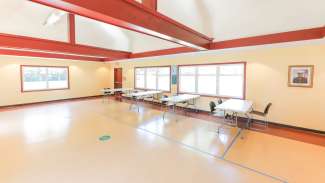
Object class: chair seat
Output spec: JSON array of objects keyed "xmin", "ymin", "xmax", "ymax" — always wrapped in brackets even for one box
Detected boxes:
[{"xmin": 250, "ymin": 110, "xmax": 266, "ymax": 116}]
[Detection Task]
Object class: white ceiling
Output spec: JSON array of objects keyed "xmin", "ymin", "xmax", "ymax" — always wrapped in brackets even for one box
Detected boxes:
[
  {"xmin": 0, "ymin": 0, "xmax": 68, "ymax": 41},
  {"xmin": 158, "ymin": 0, "xmax": 325, "ymax": 41},
  {"xmin": 75, "ymin": 15, "xmax": 180, "ymax": 53},
  {"xmin": 0, "ymin": 0, "xmax": 324, "ymax": 53}
]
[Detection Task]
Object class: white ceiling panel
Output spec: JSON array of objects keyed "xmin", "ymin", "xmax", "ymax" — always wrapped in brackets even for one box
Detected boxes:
[
  {"xmin": 158, "ymin": 0, "xmax": 325, "ymax": 41},
  {"xmin": 75, "ymin": 15, "xmax": 180, "ymax": 53},
  {"xmin": 0, "ymin": 0, "xmax": 68, "ymax": 41}
]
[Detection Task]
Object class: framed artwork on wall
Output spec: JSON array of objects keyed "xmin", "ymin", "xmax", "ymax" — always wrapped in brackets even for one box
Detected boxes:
[{"xmin": 288, "ymin": 65, "xmax": 314, "ymax": 88}]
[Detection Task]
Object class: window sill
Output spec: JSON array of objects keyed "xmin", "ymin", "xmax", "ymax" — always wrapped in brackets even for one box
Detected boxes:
[{"xmin": 21, "ymin": 88, "xmax": 70, "ymax": 93}]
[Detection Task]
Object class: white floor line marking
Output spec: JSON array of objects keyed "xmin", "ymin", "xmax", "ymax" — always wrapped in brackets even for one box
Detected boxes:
[
  {"xmin": 100, "ymin": 112, "xmax": 288, "ymax": 183},
  {"xmin": 221, "ymin": 128, "xmax": 242, "ymax": 158}
]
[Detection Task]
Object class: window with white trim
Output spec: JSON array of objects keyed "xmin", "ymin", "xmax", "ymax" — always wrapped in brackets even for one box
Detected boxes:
[
  {"xmin": 178, "ymin": 63, "xmax": 245, "ymax": 98},
  {"xmin": 21, "ymin": 66, "xmax": 69, "ymax": 92},
  {"xmin": 135, "ymin": 67, "xmax": 170, "ymax": 91}
]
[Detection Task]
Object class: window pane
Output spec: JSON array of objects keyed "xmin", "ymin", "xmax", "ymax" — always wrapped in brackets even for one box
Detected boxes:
[
  {"xmin": 146, "ymin": 68, "xmax": 157, "ymax": 90},
  {"xmin": 23, "ymin": 67, "xmax": 47, "ymax": 90},
  {"xmin": 219, "ymin": 76, "xmax": 243, "ymax": 98},
  {"xmin": 48, "ymin": 68, "xmax": 68, "ymax": 89},
  {"xmin": 220, "ymin": 64, "xmax": 244, "ymax": 75},
  {"xmin": 136, "ymin": 75, "xmax": 145, "ymax": 88},
  {"xmin": 179, "ymin": 66, "xmax": 195, "ymax": 75},
  {"xmin": 198, "ymin": 66, "xmax": 216, "ymax": 75},
  {"xmin": 22, "ymin": 66, "xmax": 69, "ymax": 91},
  {"xmin": 158, "ymin": 75, "xmax": 170, "ymax": 91},
  {"xmin": 158, "ymin": 67, "xmax": 170, "ymax": 75},
  {"xmin": 198, "ymin": 75, "xmax": 216, "ymax": 95},
  {"xmin": 179, "ymin": 76, "xmax": 195, "ymax": 93},
  {"xmin": 135, "ymin": 68, "xmax": 145, "ymax": 75},
  {"xmin": 135, "ymin": 67, "xmax": 170, "ymax": 91}
]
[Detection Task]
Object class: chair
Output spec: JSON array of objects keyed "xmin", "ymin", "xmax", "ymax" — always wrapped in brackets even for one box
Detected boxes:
[
  {"xmin": 161, "ymin": 95, "xmax": 174, "ymax": 120},
  {"xmin": 209, "ymin": 101, "xmax": 216, "ymax": 114},
  {"xmin": 114, "ymin": 91, "xmax": 123, "ymax": 102},
  {"xmin": 102, "ymin": 88, "xmax": 113, "ymax": 102},
  {"xmin": 250, "ymin": 103, "xmax": 272, "ymax": 129}
]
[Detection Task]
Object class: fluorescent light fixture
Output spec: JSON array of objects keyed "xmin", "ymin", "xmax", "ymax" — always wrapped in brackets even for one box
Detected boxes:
[{"xmin": 44, "ymin": 10, "xmax": 66, "ymax": 26}]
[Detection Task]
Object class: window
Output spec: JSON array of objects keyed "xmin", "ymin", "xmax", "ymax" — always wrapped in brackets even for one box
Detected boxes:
[
  {"xmin": 178, "ymin": 63, "xmax": 245, "ymax": 98},
  {"xmin": 21, "ymin": 66, "xmax": 69, "ymax": 92},
  {"xmin": 135, "ymin": 66, "xmax": 170, "ymax": 91}
]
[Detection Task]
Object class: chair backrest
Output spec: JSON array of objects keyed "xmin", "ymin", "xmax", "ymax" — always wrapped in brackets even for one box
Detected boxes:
[
  {"xmin": 264, "ymin": 103, "xmax": 272, "ymax": 114},
  {"xmin": 217, "ymin": 98, "xmax": 223, "ymax": 105},
  {"xmin": 161, "ymin": 95, "xmax": 169, "ymax": 105},
  {"xmin": 209, "ymin": 101, "xmax": 216, "ymax": 112}
]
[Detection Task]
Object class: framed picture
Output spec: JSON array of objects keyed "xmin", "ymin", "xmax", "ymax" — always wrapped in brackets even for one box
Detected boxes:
[{"xmin": 288, "ymin": 65, "xmax": 314, "ymax": 88}]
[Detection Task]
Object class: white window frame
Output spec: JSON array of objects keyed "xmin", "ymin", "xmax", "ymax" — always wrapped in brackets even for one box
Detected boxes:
[
  {"xmin": 21, "ymin": 65, "xmax": 70, "ymax": 92},
  {"xmin": 134, "ymin": 66, "xmax": 171, "ymax": 92},
  {"xmin": 178, "ymin": 63, "xmax": 246, "ymax": 99}
]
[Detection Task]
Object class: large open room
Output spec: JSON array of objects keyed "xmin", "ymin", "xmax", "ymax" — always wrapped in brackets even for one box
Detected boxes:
[{"xmin": 0, "ymin": 0, "xmax": 325, "ymax": 183}]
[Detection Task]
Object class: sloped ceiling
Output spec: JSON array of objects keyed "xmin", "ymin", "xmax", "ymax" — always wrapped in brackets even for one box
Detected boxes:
[
  {"xmin": 75, "ymin": 15, "xmax": 181, "ymax": 53},
  {"xmin": 0, "ymin": 0, "xmax": 324, "ymax": 55},
  {"xmin": 0, "ymin": 0, "xmax": 68, "ymax": 41},
  {"xmin": 158, "ymin": 0, "xmax": 325, "ymax": 41}
]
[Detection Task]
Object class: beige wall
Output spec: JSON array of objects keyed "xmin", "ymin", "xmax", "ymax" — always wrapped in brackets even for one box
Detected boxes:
[
  {"xmin": 0, "ymin": 55, "xmax": 110, "ymax": 106},
  {"xmin": 108, "ymin": 44, "xmax": 325, "ymax": 131}
]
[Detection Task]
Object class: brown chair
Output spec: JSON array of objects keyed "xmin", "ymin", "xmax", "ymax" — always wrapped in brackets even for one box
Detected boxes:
[{"xmin": 250, "ymin": 103, "xmax": 272, "ymax": 129}]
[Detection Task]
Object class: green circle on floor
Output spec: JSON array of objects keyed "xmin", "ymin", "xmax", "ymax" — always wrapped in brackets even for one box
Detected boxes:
[{"xmin": 99, "ymin": 135, "xmax": 111, "ymax": 141}]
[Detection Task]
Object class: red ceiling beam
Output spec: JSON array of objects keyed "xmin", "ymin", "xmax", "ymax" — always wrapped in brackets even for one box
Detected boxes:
[
  {"xmin": 0, "ymin": 33, "xmax": 130, "ymax": 61},
  {"xmin": 0, "ymin": 48, "xmax": 103, "ymax": 62},
  {"xmin": 130, "ymin": 27, "xmax": 325, "ymax": 59},
  {"xmin": 141, "ymin": 0, "xmax": 157, "ymax": 11},
  {"xmin": 130, "ymin": 47, "xmax": 198, "ymax": 59},
  {"xmin": 30, "ymin": 0, "xmax": 213, "ymax": 49},
  {"xmin": 210, "ymin": 27, "xmax": 325, "ymax": 50},
  {"xmin": 68, "ymin": 13, "xmax": 76, "ymax": 44}
]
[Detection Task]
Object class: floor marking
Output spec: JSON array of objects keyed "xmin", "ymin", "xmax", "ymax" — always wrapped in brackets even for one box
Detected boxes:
[
  {"xmin": 99, "ymin": 135, "xmax": 111, "ymax": 141},
  {"xmin": 135, "ymin": 126, "xmax": 288, "ymax": 183},
  {"xmin": 101, "ymin": 102, "xmax": 288, "ymax": 183},
  {"xmin": 221, "ymin": 128, "xmax": 242, "ymax": 158}
]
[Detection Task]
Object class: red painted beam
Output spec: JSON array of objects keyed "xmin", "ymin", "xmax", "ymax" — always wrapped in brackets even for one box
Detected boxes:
[
  {"xmin": 210, "ymin": 27, "xmax": 325, "ymax": 50},
  {"xmin": 129, "ymin": 27, "xmax": 325, "ymax": 60},
  {"xmin": 130, "ymin": 47, "xmax": 198, "ymax": 59},
  {"xmin": 30, "ymin": 0, "xmax": 212, "ymax": 49},
  {"xmin": 0, "ymin": 33, "xmax": 130, "ymax": 60},
  {"xmin": 68, "ymin": 13, "xmax": 76, "ymax": 44},
  {"xmin": 0, "ymin": 48, "xmax": 103, "ymax": 62},
  {"xmin": 142, "ymin": 0, "xmax": 157, "ymax": 11}
]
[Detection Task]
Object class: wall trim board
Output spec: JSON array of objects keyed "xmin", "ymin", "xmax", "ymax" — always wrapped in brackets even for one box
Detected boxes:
[{"xmin": 0, "ymin": 95, "xmax": 102, "ymax": 111}]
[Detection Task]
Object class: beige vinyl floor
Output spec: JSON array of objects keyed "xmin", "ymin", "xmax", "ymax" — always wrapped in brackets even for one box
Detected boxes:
[{"xmin": 0, "ymin": 99, "xmax": 324, "ymax": 183}]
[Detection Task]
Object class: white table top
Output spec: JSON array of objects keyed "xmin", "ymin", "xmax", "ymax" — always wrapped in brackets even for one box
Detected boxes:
[
  {"xmin": 161, "ymin": 94, "xmax": 200, "ymax": 103},
  {"xmin": 101, "ymin": 88, "xmax": 133, "ymax": 92},
  {"xmin": 130, "ymin": 90, "xmax": 162, "ymax": 97},
  {"xmin": 216, "ymin": 99, "xmax": 253, "ymax": 114}
]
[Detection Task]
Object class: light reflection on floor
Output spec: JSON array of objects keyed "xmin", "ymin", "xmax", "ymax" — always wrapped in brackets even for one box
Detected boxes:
[{"xmin": 1, "ymin": 99, "xmax": 324, "ymax": 183}]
